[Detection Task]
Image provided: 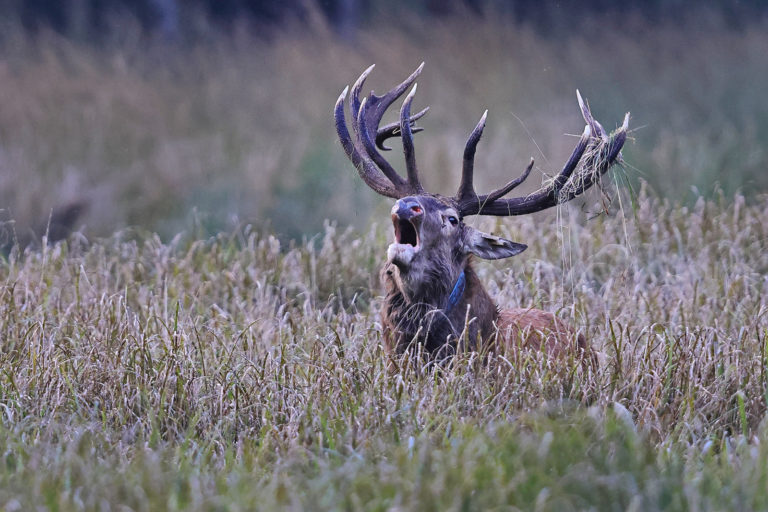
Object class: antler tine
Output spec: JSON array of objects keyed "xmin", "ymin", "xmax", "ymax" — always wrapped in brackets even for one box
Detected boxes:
[
  {"xmin": 349, "ymin": 64, "xmax": 375, "ymax": 133},
  {"xmin": 456, "ymin": 110, "xmax": 488, "ymax": 205},
  {"xmin": 577, "ymin": 90, "xmax": 607, "ymax": 140},
  {"xmin": 483, "ymin": 159, "xmax": 535, "ymax": 204},
  {"xmin": 335, "ymin": 87, "xmax": 399, "ymax": 198},
  {"xmin": 376, "ymin": 107, "xmax": 429, "ymax": 150},
  {"xmin": 400, "ymin": 84, "xmax": 424, "ymax": 193},
  {"xmin": 554, "ymin": 124, "xmax": 593, "ymax": 188},
  {"xmin": 379, "ymin": 62, "xmax": 425, "ymax": 110}
]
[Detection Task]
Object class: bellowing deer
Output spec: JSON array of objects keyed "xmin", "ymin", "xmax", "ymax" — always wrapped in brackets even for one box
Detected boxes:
[{"xmin": 334, "ymin": 63, "xmax": 629, "ymax": 361}]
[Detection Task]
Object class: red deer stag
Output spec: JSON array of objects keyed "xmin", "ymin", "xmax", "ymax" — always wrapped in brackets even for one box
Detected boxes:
[{"xmin": 334, "ymin": 63, "xmax": 629, "ymax": 361}]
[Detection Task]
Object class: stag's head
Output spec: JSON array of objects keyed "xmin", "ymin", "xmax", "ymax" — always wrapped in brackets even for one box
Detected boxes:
[
  {"xmin": 386, "ymin": 193, "xmax": 526, "ymax": 298},
  {"xmin": 335, "ymin": 63, "xmax": 629, "ymax": 302}
]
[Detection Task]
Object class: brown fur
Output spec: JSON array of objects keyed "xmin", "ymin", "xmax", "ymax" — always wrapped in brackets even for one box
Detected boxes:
[
  {"xmin": 381, "ymin": 261, "xmax": 497, "ymax": 359},
  {"xmin": 497, "ymin": 308, "xmax": 591, "ymax": 361},
  {"xmin": 381, "ymin": 259, "xmax": 592, "ymax": 364}
]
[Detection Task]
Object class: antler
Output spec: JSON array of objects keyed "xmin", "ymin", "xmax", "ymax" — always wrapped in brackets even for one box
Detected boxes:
[
  {"xmin": 336, "ymin": 65, "xmax": 630, "ymax": 212},
  {"xmin": 335, "ymin": 63, "xmax": 429, "ymax": 199},
  {"xmin": 454, "ymin": 90, "xmax": 630, "ymax": 217}
]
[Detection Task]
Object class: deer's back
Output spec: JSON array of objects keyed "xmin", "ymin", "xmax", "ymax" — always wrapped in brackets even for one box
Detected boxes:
[{"xmin": 497, "ymin": 308, "xmax": 591, "ymax": 361}]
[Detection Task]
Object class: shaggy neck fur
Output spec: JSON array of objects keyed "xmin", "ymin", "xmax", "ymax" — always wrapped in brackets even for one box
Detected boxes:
[{"xmin": 380, "ymin": 259, "xmax": 498, "ymax": 359}]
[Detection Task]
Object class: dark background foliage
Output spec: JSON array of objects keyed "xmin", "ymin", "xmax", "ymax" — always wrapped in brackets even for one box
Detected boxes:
[
  {"xmin": 1, "ymin": 0, "xmax": 766, "ymax": 242},
  {"xmin": 5, "ymin": 0, "xmax": 767, "ymax": 38}
]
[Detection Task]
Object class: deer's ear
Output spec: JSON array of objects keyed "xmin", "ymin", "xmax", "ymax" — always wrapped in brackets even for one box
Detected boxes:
[{"xmin": 465, "ymin": 229, "xmax": 527, "ymax": 260}]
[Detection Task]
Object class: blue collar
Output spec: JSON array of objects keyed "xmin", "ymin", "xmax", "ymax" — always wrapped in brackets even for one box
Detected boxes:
[{"xmin": 445, "ymin": 270, "xmax": 466, "ymax": 313}]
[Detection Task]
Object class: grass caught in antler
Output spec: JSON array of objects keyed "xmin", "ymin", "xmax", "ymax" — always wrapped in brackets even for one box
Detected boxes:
[{"xmin": 1, "ymin": 189, "xmax": 768, "ymax": 509}]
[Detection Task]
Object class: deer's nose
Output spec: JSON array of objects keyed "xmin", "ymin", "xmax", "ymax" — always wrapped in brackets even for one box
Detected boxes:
[{"xmin": 392, "ymin": 198, "xmax": 424, "ymax": 220}]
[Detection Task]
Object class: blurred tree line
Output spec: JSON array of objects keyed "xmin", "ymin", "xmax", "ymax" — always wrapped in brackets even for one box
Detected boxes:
[{"xmin": 2, "ymin": 0, "xmax": 765, "ymax": 40}]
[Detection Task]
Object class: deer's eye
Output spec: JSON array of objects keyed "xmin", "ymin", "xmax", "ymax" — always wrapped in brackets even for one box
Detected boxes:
[{"xmin": 447, "ymin": 215, "xmax": 459, "ymax": 226}]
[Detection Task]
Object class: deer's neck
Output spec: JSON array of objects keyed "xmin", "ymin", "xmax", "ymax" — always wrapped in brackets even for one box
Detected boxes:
[{"xmin": 380, "ymin": 260, "xmax": 499, "ymax": 357}]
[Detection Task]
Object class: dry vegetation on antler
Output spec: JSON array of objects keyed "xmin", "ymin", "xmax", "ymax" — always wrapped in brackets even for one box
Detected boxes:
[{"xmin": 1, "ymin": 189, "xmax": 768, "ymax": 509}]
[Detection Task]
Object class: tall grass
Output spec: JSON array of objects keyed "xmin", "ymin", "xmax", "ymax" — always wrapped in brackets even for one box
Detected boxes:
[
  {"xmin": 1, "ymin": 14, "xmax": 767, "ymax": 241},
  {"xmin": 1, "ymin": 188, "xmax": 767, "ymax": 508}
]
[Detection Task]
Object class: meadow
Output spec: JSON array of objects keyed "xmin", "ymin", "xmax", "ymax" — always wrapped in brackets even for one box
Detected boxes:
[
  {"xmin": 1, "ymin": 189, "xmax": 768, "ymax": 510},
  {"xmin": 1, "ymin": 12, "xmax": 768, "ymax": 511}
]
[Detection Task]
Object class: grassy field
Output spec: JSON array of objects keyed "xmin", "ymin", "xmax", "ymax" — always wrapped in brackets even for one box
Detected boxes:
[
  {"xmin": 2, "ymin": 12, "xmax": 768, "ymax": 511},
  {"xmin": 1, "ymin": 187, "xmax": 768, "ymax": 509}
]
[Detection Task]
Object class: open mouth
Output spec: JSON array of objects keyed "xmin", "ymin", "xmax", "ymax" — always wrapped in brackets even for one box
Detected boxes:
[
  {"xmin": 388, "ymin": 200, "xmax": 423, "ymax": 267},
  {"xmin": 393, "ymin": 216, "xmax": 419, "ymax": 247},
  {"xmin": 388, "ymin": 214, "xmax": 421, "ymax": 267}
]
